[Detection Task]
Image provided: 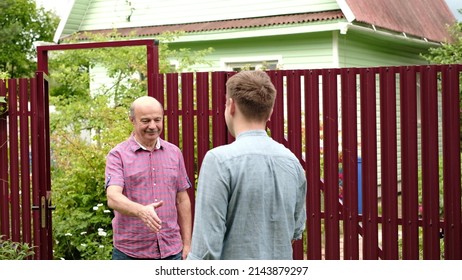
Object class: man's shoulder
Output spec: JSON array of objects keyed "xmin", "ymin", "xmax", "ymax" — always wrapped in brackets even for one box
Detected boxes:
[
  {"xmin": 207, "ymin": 143, "xmax": 234, "ymax": 156},
  {"xmin": 111, "ymin": 137, "xmax": 135, "ymax": 151},
  {"xmin": 159, "ymin": 139, "xmax": 181, "ymax": 151}
]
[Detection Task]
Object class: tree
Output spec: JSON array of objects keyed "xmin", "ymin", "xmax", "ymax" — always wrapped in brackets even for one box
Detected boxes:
[
  {"xmin": 0, "ymin": 0, "xmax": 59, "ymax": 77},
  {"xmin": 421, "ymin": 18, "xmax": 462, "ymax": 64},
  {"xmin": 421, "ymin": 14, "xmax": 462, "ymax": 145}
]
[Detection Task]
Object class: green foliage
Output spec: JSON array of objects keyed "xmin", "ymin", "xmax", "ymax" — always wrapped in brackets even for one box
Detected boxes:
[
  {"xmin": 421, "ymin": 20, "xmax": 462, "ymax": 64},
  {"xmin": 421, "ymin": 18, "xmax": 462, "ymax": 146},
  {"xmin": 49, "ymin": 31, "xmax": 214, "ymax": 259},
  {"xmin": 0, "ymin": 235, "xmax": 35, "ymax": 260},
  {"xmin": 0, "ymin": 96, "xmax": 6, "ymax": 114},
  {"xmin": 48, "ymin": 30, "xmax": 213, "ymax": 103},
  {"xmin": 0, "ymin": 0, "xmax": 59, "ymax": 77},
  {"xmin": 50, "ymin": 94, "xmax": 129, "ymax": 260},
  {"xmin": 0, "ymin": 72, "xmax": 8, "ymax": 114},
  {"xmin": 417, "ymin": 156, "xmax": 447, "ymax": 218},
  {"xmin": 0, "ymin": 71, "xmax": 10, "ymax": 79}
]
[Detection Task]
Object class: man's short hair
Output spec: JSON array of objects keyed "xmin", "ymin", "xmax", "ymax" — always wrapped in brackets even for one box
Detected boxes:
[{"xmin": 225, "ymin": 70, "xmax": 276, "ymax": 121}]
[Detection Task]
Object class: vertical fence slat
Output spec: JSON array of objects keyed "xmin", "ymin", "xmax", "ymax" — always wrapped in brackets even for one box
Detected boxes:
[
  {"xmin": 156, "ymin": 73, "xmax": 165, "ymax": 116},
  {"xmin": 156, "ymin": 74, "xmax": 166, "ymax": 141},
  {"xmin": 268, "ymin": 70, "xmax": 285, "ymax": 144},
  {"xmin": 287, "ymin": 70, "xmax": 304, "ymax": 257},
  {"xmin": 8, "ymin": 79, "xmax": 20, "ymax": 242},
  {"xmin": 379, "ymin": 67, "xmax": 399, "ymax": 259},
  {"xmin": 43, "ymin": 75, "xmax": 53, "ymax": 258},
  {"xmin": 322, "ymin": 69, "xmax": 340, "ymax": 259},
  {"xmin": 441, "ymin": 65, "xmax": 462, "ymax": 260},
  {"xmin": 35, "ymin": 72, "xmax": 51, "ymax": 259},
  {"xmin": 211, "ymin": 72, "xmax": 228, "ymax": 147},
  {"xmin": 287, "ymin": 70, "xmax": 303, "ymax": 163},
  {"xmin": 30, "ymin": 77, "xmax": 41, "ymax": 259},
  {"xmin": 19, "ymin": 79, "xmax": 32, "ymax": 246},
  {"xmin": 196, "ymin": 72, "xmax": 210, "ymax": 172},
  {"xmin": 181, "ymin": 73, "xmax": 196, "ymax": 203},
  {"xmin": 399, "ymin": 66, "xmax": 420, "ymax": 259},
  {"xmin": 360, "ymin": 68, "xmax": 380, "ymax": 259},
  {"xmin": 341, "ymin": 68, "xmax": 360, "ymax": 259},
  {"xmin": 194, "ymin": 72, "xmax": 210, "ymax": 220},
  {"xmin": 147, "ymin": 42, "xmax": 160, "ymax": 99},
  {"xmin": 420, "ymin": 65, "xmax": 441, "ymax": 259},
  {"xmin": 288, "ymin": 71, "xmax": 304, "ymax": 259},
  {"xmin": 0, "ymin": 80, "xmax": 9, "ymax": 238},
  {"xmin": 166, "ymin": 73, "xmax": 180, "ymax": 146},
  {"xmin": 305, "ymin": 70, "xmax": 322, "ymax": 260}
]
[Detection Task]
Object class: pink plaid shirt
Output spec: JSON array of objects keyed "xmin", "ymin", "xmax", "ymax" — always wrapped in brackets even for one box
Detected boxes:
[{"xmin": 105, "ymin": 135, "xmax": 191, "ymax": 258}]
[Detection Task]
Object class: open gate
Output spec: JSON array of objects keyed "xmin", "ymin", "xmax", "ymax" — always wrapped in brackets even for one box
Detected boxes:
[
  {"xmin": 0, "ymin": 73, "xmax": 52, "ymax": 259},
  {"xmin": 0, "ymin": 40, "xmax": 159, "ymax": 259}
]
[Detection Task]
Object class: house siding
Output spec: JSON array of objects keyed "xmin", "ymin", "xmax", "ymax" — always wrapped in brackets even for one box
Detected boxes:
[
  {"xmin": 169, "ymin": 32, "xmax": 335, "ymax": 72},
  {"xmin": 338, "ymin": 31, "xmax": 431, "ymax": 67}
]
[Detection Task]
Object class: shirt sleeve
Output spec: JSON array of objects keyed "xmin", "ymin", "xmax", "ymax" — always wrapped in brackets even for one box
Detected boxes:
[
  {"xmin": 105, "ymin": 149, "xmax": 125, "ymax": 190},
  {"xmin": 176, "ymin": 148, "xmax": 192, "ymax": 191},
  {"xmin": 188, "ymin": 151, "xmax": 229, "ymax": 260},
  {"xmin": 293, "ymin": 164, "xmax": 307, "ymax": 240}
]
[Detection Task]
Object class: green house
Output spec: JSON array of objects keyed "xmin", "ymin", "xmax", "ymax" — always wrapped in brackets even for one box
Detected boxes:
[{"xmin": 55, "ymin": 0, "xmax": 456, "ymax": 71}]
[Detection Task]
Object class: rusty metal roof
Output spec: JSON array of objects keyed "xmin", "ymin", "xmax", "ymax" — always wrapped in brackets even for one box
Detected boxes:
[
  {"xmin": 345, "ymin": 0, "xmax": 456, "ymax": 42},
  {"xmin": 70, "ymin": 0, "xmax": 456, "ymax": 43},
  {"xmin": 71, "ymin": 10, "xmax": 345, "ymax": 40}
]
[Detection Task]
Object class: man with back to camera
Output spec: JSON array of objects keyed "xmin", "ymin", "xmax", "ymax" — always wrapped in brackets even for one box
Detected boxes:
[{"xmin": 187, "ymin": 70, "xmax": 307, "ymax": 260}]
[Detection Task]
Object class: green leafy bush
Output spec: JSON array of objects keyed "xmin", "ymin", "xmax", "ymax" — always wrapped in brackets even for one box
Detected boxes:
[{"xmin": 0, "ymin": 235, "xmax": 35, "ymax": 260}]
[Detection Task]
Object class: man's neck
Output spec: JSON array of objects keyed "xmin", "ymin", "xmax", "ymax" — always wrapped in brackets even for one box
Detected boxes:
[
  {"xmin": 134, "ymin": 135, "xmax": 157, "ymax": 151},
  {"xmin": 233, "ymin": 122, "xmax": 267, "ymax": 138}
]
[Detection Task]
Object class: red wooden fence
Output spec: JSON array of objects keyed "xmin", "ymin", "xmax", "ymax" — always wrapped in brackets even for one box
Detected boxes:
[{"xmin": 1, "ymin": 64, "xmax": 461, "ymax": 259}]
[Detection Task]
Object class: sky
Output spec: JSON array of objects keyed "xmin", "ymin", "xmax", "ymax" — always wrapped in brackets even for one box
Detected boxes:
[
  {"xmin": 35, "ymin": 0, "xmax": 462, "ymax": 21},
  {"xmin": 35, "ymin": 0, "xmax": 71, "ymax": 17},
  {"xmin": 446, "ymin": 0, "xmax": 462, "ymax": 21}
]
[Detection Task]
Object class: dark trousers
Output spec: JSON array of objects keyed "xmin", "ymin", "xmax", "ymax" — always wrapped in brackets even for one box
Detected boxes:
[{"xmin": 112, "ymin": 247, "xmax": 182, "ymax": 260}]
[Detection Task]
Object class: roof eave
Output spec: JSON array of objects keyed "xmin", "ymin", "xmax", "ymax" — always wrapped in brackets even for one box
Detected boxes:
[
  {"xmin": 342, "ymin": 23, "xmax": 442, "ymax": 47},
  {"xmin": 172, "ymin": 21, "xmax": 348, "ymax": 42}
]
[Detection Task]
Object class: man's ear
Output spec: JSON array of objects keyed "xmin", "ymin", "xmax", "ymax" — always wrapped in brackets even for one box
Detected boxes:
[
  {"xmin": 228, "ymin": 98, "xmax": 236, "ymax": 115},
  {"xmin": 267, "ymin": 108, "xmax": 274, "ymax": 121}
]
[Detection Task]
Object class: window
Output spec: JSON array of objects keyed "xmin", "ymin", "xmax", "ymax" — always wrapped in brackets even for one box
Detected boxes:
[{"xmin": 221, "ymin": 56, "xmax": 282, "ymax": 71}]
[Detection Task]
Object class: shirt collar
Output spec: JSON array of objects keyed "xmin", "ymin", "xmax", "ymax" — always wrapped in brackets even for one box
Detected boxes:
[
  {"xmin": 130, "ymin": 135, "xmax": 162, "ymax": 151},
  {"xmin": 236, "ymin": 129, "xmax": 268, "ymax": 139}
]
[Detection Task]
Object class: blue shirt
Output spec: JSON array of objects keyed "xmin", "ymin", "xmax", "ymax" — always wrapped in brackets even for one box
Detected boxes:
[{"xmin": 188, "ymin": 130, "xmax": 307, "ymax": 260}]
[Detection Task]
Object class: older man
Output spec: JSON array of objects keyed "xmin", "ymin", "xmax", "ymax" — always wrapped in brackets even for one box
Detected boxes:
[{"xmin": 105, "ymin": 96, "xmax": 192, "ymax": 260}]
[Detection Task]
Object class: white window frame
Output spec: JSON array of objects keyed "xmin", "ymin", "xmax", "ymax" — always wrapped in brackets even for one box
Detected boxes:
[{"xmin": 220, "ymin": 56, "xmax": 282, "ymax": 71}]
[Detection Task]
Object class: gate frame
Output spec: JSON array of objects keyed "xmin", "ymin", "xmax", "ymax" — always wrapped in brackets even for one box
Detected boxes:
[{"xmin": 33, "ymin": 39, "xmax": 159, "ymax": 259}]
